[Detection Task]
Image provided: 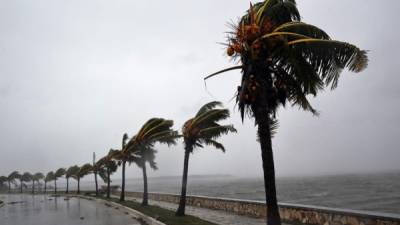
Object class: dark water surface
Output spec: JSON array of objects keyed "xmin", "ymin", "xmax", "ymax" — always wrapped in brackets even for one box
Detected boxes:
[
  {"xmin": 0, "ymin": 194, "xmax": 141, "ymax": 225},
  {"xmin": 90, "ymin": 171, "xmax": 399, "ymax": 215}
]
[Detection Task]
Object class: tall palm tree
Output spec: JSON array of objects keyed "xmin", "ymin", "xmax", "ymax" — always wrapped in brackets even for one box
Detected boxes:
[
  {"xmin": 176, "ymin": 102, "xmax": 236, "ymax": 216},
  {"xmin": 7, "ymin": 171, "xmax": 20, "ymax": 193},
  {"xmin": 44, "ymin": 171, "xmax": 55, "ymax": 194},
  {"xmin": 54, "ymin": 168, "xmax": 66, "ymax": 194},
  {"xmin": 92, "ymin": 152, "xmax": 101, "ymax": 196},
  {"xmin": 65, "ymin": 165, "xmax": 80, "ymax": 194},
  {"xmin": 110, "ymin": 133, "xmax": 130, "ymax": 201},
  {"xmin": 97, "ymin": 149, "xmax": 118, "ymax": 198},
  {"xmin": 72, "ymin": 163, "xmax": 93, "ymax": 194},
  {"xmin": 21, "ymin": 172, "xmax": 33, "ymax": 193},
  {"xmin": 206, "ymin": 1, "xmax": 368, "ymax": 224},
  {"xmin": 32, "ymin": 172, "xmax": 44, "ymax": 194},
  {"xmin": 127, "ymin": 118, "xmax": 178, "ymax": 206}
]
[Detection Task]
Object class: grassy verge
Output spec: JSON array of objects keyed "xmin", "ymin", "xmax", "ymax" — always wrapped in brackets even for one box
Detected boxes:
[{"xmin": 96, "ymin": 196, "xmax": 217, "ymax": 225}]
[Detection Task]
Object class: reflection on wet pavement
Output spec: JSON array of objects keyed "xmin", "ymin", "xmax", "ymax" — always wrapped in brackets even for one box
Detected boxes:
[{"xmin": 0, "ymin": 194, "xmax": 143, "ymax": 225}]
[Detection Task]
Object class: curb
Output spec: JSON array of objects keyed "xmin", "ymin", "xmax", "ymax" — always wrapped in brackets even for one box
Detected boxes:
[{"xmin": 69, "ymin": 195, "xmax": 166, "ymax": 225}]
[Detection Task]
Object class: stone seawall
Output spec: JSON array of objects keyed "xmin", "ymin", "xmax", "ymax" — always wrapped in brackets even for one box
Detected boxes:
[{"xmin": 116, "ymin": 191, "xmax": 400, "ymax": 225}]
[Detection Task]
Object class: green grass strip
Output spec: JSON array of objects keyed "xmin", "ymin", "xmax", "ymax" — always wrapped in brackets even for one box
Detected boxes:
[{"xmin": 98, "ymin": 196, "xmax": 218, "ymax": 225}]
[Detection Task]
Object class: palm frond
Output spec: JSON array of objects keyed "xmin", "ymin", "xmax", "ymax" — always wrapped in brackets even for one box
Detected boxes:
[
  {"xmin": 66, "ymin": 165, "xmax": 80, "ymax": 178},
  {"xmin": 136, "ymin": 118, "xmax": 165, "ymax": 139},
  {"xmin": 55, "ymin": 168, "xmax": 66, "ymax": 178},
  {"xmin": 195, "ymin": 101, "xmax": 223, "ymax": 117},
  {"xmin": 257, "ymin": 0, "xmax": 300, "ymax": 25},
  {"xmin": 273, "ymin": 22, "xmax": 330, "ymax": 39},
  {"xmin": 192, "ymin": 109, "xmax": 230, "ymax": 127},
  {"xmin": 287, "ymin": 39, "xmax": 368, "ymax": 89},
  {"xmin": 144, "ymin": 119, "xmax": 174, "ymax": 138},
  {"xmin": 45, "ymin": 172, "xmax": 55, "ymax": 181},
  {"xmin": 202, "ymin": 139, "xmax": 226, "ymax": 152},
  {"xmin": 204, "ymin": 66, "xmax": 243, "ymax": 80},
  {"xmin": 199, "ymin": 125, "xmax": 237, "ymax": 140}
]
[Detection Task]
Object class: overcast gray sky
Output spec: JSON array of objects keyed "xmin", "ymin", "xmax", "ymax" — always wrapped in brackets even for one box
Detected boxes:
[{"xmin": 0, "ymin": 0, "xmax": 399, "ymax": 179}]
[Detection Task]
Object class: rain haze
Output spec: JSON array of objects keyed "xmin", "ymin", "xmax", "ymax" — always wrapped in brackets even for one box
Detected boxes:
[{"xmin": 0, "ymin": 0, "xmax": 399, "ymax": 180}]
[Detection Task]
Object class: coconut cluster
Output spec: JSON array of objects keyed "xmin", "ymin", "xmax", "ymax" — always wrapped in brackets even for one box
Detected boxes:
[{"xmin": 226, "ymin": 4, "xmax": 278, "ymax": 60}]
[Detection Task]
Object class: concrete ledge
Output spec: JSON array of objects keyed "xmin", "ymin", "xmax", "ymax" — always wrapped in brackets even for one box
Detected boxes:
[
  {"xmin": 69, "ymin": 195, "xmax": 166, "ymax": 225},
  {"xmin": 117, "ymin": 191, "xmax": 400, "ymax": 225}
]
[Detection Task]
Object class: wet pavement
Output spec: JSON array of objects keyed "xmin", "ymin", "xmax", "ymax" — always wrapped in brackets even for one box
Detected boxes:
[{"xmin": 0, "ymin": 194, "xmax": 143, "ymax": 225}]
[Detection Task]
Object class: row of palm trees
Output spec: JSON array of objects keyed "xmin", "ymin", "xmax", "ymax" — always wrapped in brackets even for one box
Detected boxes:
[
  {"xmin": 0, "ymin": 101, "xmax": 236, "ymax": 217},
  {"xmin": 1, "ymin": 1, "xmax": 369, "ymax": 224}
]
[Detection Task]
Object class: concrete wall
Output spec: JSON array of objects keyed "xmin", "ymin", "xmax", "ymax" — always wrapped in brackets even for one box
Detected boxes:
[{"xmin": 117, "ymin": 191, "xmax": 400, "ymax": 225}]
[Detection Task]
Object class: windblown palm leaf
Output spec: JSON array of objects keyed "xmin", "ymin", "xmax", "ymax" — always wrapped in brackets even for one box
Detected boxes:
[
  {"xmin": 54, "ymin": 168, "xmax": 66, "ymax": 179},
  {"xmin": 33, "ymin": 172, "xmax": 44, "ymax": 181},
  {"xmin": 183, "ymin": 102, "xmax": 236, "ymax": 151},
  {"xmin": 8, "ymin": 171, "xmax": 21, "ymax": 181},
  {"xmin": 66, "ymin": 166, "xmax": 80, "ymax": 179},
  {"xmin": 21, "ymin": 172, "xmax": 33, "ymax": 182},
  {"xmin": 73, "ymin": 164, "xmax": 93, "ymax": 179},
  {"xmin": 125, "ymin": 118, "xmax": 179, "ymax": 153},
  {"xmin": 45, "ymin": 172, "xmax": 55, "ymax": 182}
]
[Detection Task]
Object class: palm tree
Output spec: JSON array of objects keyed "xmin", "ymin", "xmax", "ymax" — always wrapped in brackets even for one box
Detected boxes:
[
  {"xmin": 65, "ymin": 166, "xmax": 80, "ymax": 194},
  {"xmin": 97, "ymin": 149, "xmax": 118, "ymax": 198},
  {"xmin": 110, "ymin": 133, "xmax": 130, "ymax": 201},
  {"xmin": 54, "ymin": 168, "xmax": 66, "ymax": 194},
  {"xmin": 92, "ymin": 152, "xmax": 101, "ymax": 196},
  {"xmin": 206, "ymin": 1, "xmax": 368, "ymax": 224},
  {"xmin": 175, "ymin": 101, "xmax": 236, "ymax": 216},
  {"xmin": 7, "ymin": 171, "xmax": 20, "ymax": 193},
  {"xmin": 0, "ymin": 176, "xmax": 8, "ymax": 190},
  {"xmin": 32, "ymin": 172, "xmax": 44, "ymax": 194},
  {"xmin": 44, "ymin": 171, "xmax": 55, "ymax": 194},
  {"xmin": 72, "ymin": 164, "xmax": 93, "ymax": 194},
  {"xmin": 21, "ymin": 172, "xmax": 33, "ymax": 193},
  {"xmin": 127, "ymin": 118, "xmax": 178, "ymax": 206}
]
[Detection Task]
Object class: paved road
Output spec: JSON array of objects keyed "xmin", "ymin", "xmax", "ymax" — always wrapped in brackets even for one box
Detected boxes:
[
  {"xmin": 118, "ymin": 195, "xmax": 273, "ymax": 225},
  {"xmin": 0, "ymin": 194, "xmax": 143, "ymax": 225}
]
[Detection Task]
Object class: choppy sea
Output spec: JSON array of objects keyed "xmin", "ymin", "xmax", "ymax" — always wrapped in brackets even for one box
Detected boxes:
[{"xmin": 84, "ymin": 171, "xmax": 400, "ymax": 215}]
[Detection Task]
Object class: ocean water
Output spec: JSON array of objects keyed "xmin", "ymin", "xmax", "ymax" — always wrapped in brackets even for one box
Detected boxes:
[{"xmin": 107, "ymin": 171, "xmax": 400, "ymax": 215}]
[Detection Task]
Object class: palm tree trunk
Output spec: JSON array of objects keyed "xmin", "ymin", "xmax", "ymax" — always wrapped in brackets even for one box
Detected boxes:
[
  {"xmin": 20, "ymin": 179, "xmax": 23, "ymax": 193},
  {"xmin": 66, "ymin": 178, "xmax": 69, "ymax": 194},
  {"xmin": 8, "ymin": 181, "xmax": 11, "ymax": 193},
  {"xmin": 44, "ymin": 181, "xmax": 47, "ymax": 194},
  {"xmin": 142, "ymin": 161, "xmax": 148, "ymax": 206},
  {"xmin": 94, "ymin": 171, "xmax": 98, "ymax": 196},
  {"xmin": 254, "ymin": 106, "xmax": 282, "ymax": 225},
  {"xmin": 120, "ymin": 160, "xmax": 126, "ymax": 201},
  {"xmin": 77, "ymin": 178, "xmax": 80, "ymax": 194},
  {"xmin": 32, "ymin": 180, "xmax": 35, "ymax": 194},
  {"xmin": 107, "ymin": 168, "xmax": 111, "ymax": 198},
  {"xmin": 54, "ymin": 179, "xmax": 57, "ymax": 194},
  {"xmin": 176, "ymin": 145, "xmax": 191, "ymax": 216}
]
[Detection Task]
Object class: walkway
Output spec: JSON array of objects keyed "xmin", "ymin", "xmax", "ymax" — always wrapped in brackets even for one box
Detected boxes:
[{"xmin": 119, "ymin": 195, "xmax": 273, "ymax": 225}]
